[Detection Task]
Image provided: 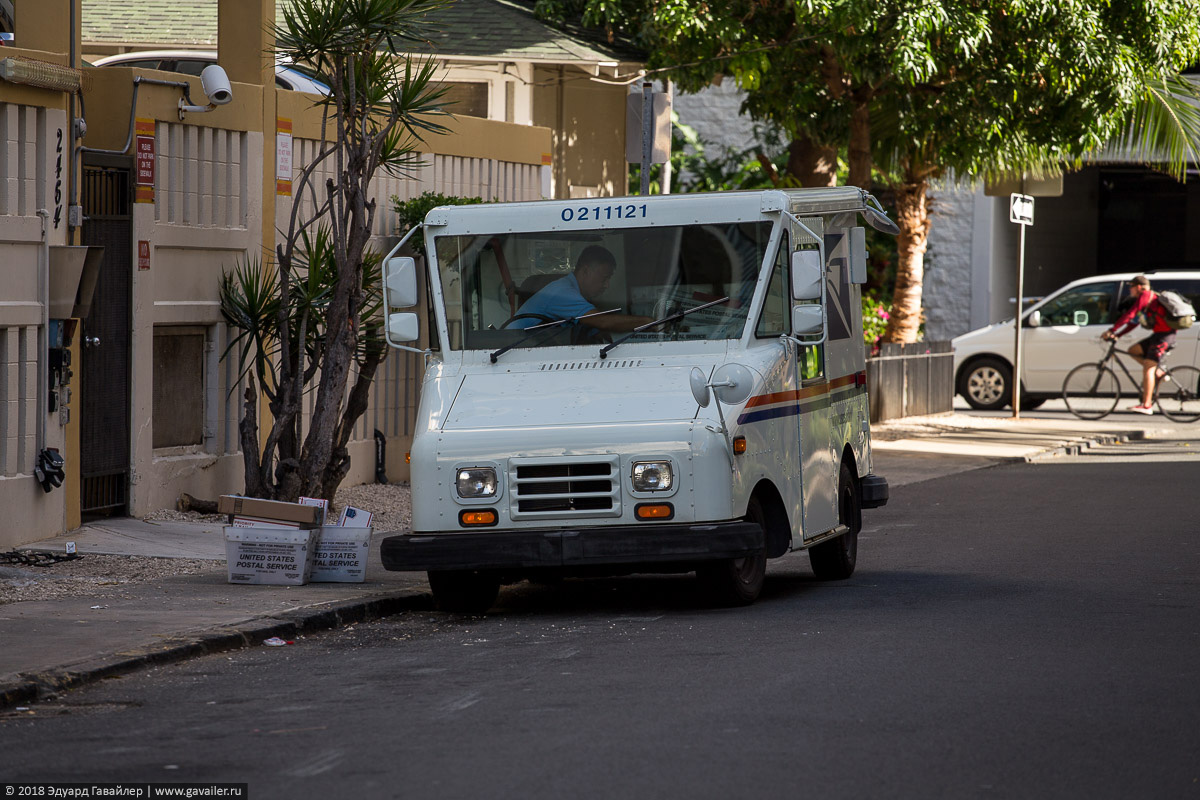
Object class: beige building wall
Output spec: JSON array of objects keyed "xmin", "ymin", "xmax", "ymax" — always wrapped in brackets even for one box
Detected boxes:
[
  {"xmin": 533, "ymin": 65, "xmax": 629, "ymax": 199},
  {"xmin": 131, "ymin": 118, "xmax": 265, "ymax": 517},
  {"xmin": 0, "ymin": 3, "xmax": 554, "ymax": 546},
  {"xmin": 0, "ymin": 96, "xmax": 71, "ymax": 549}
]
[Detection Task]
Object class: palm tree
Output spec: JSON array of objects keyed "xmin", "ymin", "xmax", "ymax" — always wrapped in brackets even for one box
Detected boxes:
[{"xmin": 220, "ymin": 0, "xmax": 448, "ymax": 502}]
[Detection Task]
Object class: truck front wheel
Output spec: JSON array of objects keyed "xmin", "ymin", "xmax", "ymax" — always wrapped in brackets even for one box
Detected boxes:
[
  {"xmin": 809, "ymin": 462, "xmax": 860, "ymax": 580},
  {"xmin": 697, "ymin": 497, "xmax": 767, "ymax": 606},
  {"xmin": 428, "ymin": 570, "xmax": 501, "ymax": 614}
]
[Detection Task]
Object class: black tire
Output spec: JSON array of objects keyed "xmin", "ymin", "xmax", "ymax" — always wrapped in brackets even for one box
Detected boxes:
[
  {"xmin": 960, "ymin": 357, "xmax": 1012, "ymax": 410},
  {"xmin": 809, "ymin": 462, "xmax": 860, "ymax": 580},
  {"xmin": 1021, "ymin": 396, "xmax": 1047, "ymax": 410},
  {"xmin": 1062, "ymin": 363, "xmax": 1120, "ymax": 420},
  {"xmin": 1156, "ymin": 365, "xmax": 1200, "ymax": 422},
  {"xmin": 697, "ymin": 497, "xmax": 767, "ymax": 606},
  {"xmin": 428, "ymin": 570, "xmax": 501, "ymax": 614}
]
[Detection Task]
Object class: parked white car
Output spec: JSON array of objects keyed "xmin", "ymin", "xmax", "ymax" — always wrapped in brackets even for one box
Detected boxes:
[
  {"xmin": 92, "ymin": 50, "xmax": 330, "ymax": 95},
  {"xmin": 953, "ymin": 271, "xmax": 1200, "ymax": 410}
]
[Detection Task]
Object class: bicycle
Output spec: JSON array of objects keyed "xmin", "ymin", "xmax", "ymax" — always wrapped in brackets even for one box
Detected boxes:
[{"xmin": 1061, "ymin": 339, "xmax": 1200, "ymax": 422}]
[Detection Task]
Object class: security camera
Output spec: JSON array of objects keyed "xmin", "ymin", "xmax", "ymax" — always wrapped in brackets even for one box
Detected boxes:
[{"xmin": 200, "ymin": 64, "xmax": 232, "ymax": 106}]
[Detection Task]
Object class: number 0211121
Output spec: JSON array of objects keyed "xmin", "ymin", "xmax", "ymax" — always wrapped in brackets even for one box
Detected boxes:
[{"xmin": 560, "ymin": 203, "xmax": 647, "ymax": 223}]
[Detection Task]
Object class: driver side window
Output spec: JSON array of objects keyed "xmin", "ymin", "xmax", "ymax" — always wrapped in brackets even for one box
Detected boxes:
[
  {"xmin": 1035, "ymin": 282, "xmax": 1119, "ymax": 327},
  {"xmin": 755, "ymin": 235, "xmax": 789, "ymax": 338}
]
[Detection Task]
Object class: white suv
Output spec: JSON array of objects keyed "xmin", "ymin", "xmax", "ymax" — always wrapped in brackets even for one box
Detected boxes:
[{"xmin": 953, "ymin": 271, "xmax": 1200, "ymax": 410}]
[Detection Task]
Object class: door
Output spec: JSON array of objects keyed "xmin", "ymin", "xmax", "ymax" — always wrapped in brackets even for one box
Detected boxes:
[
  {"xmin": 789, "ymin": 219, "xmax": 837, "ymax": 538},
  {"xmin": 79, "ymin": 161, "xmax": 132, "ymax": 516},
  {"xmin": 1021, "ymin": 281, "xmax": 1121, "ymax": 393}
]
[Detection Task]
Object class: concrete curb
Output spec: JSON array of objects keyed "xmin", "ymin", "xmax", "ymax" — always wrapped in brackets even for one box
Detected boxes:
[
  {"xmin": 0, "ymin": 589, "xmax": 434, "ymax": 710},
  {"xmin": 1024, "ymin": 429, "xmax": 1146, "ymax": 462}
]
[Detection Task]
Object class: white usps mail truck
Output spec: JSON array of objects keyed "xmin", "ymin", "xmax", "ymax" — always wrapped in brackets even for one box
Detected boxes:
[{"xmin": 379, "ymin": 187, "xmax": 898, "ymax": 612}]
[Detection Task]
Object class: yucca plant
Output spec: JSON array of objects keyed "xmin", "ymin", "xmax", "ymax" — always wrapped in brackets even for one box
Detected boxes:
[{"xmin": 221, "ymin": 0, "xmax": 448, "ymax": 502}]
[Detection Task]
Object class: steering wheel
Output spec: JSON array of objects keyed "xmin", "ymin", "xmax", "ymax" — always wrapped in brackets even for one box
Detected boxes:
[
  {"xmin": 652, "ymin": 297, "xmax": 681, "ymax": 340},
  {"xmin": 501, "ymin": 312, "xmax": 561, "ymax": 329}
]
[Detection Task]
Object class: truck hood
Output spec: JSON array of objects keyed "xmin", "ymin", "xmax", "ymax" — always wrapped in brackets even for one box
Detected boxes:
[{"xmin": 442, "ymin": 366, "xmax": 706, "ymax": 430}]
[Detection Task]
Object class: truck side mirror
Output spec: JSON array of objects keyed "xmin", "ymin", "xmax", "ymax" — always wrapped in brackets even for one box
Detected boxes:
[
  {"xmin": 849, "ymin": 226, "xmax": 867, "ymax": 285},
  {"xmin": 385, "ymin": 256, "xmax": 419, "ymax": 309},
  {"xmin": 792, "ymin": 305, "xmax": 823, "ymax": 336},
  {"xmin": 791, "ymin": 250, "xmax": 823, "ymax": 300},
  {"xmin": 388, "ymin": 313, "xmax": 420, "ymax": 342}
]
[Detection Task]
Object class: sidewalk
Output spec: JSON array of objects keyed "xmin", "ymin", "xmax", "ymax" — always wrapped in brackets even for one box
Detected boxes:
[
  {"xmin": 872, "ymin": 411, "xmax": 1170, "ymax": 486},
  {"xmin": 0, "ymin": 411, "xmax": 1179, "ymax": 709}
]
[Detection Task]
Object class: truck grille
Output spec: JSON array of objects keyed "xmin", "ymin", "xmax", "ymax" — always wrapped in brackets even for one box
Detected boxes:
[{"xmin": 509, "ymin": 457, "xmax": 621, "ymax": 519}]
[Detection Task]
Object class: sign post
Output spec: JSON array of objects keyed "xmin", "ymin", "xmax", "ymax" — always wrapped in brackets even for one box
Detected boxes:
[
  {"xmin": 985, "ymin": 172, "xmax": 1062, "ymax": 418},
  {"xmin": 1009, "ymin": 192, "xmax": 1034, "ymax": 419}
]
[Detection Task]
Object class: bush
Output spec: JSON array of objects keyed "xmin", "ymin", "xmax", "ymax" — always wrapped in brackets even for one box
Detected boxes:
[
  {"xmin": 862, "ymin": 293, "xmax": 891, "ymax": 352},
  {"xmin": 392, "ymin": 191, "xmax": 486, "ymax": 255}
]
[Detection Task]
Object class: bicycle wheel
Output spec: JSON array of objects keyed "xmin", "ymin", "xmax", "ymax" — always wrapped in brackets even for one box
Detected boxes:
[
  {"xmin": 1062, "ymin": 363, "xmax": 1120, "ymax": 419},
  {"xmin": 1156, "ymin": 365, "xmax": 1200, "ymax": 422}
]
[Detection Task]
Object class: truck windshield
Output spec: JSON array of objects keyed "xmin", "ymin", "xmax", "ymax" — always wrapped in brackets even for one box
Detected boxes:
[{"xmin": 434, "ymin": 221, "xmax": 774, "ymax": 351}]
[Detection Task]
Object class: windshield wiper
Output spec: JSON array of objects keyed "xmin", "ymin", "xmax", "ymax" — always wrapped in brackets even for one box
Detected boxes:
[
  {"xmin": 489, "ymin": 308, "xmax": 619, "ymax": 363},
  {"xmin": 599, "ymin": 296, "xmax": 730, "ymax": 359}
]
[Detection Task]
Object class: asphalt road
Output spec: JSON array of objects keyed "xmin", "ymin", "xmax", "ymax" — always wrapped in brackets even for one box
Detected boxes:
[{"xmin": 3, "ymin": 458, "xmax": 1199, "ymax": 800}]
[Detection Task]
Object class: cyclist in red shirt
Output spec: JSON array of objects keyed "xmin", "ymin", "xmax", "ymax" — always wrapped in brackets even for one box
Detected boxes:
[{"xmin": 1102, "ymin": 275, "xmax": 1173, "ymax": 414}]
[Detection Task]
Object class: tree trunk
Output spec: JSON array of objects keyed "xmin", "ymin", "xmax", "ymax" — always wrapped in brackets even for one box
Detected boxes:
[
  {"xmin": 847, "ymin": 100, "xmax": 872, "ymax": 189},
  {"xmin": 319, "ymin": 350, "xmax": 383, "ymax": 500},
  {"xmin": 883, "ymin": 174, "xmax": 931, "ymax": 344},
  {"xmin": 786, "ymin": 134, "xmax": 838, "ymax": 187},
  {"xmin": 238, "ymin": 381, "xmax": 269, "ymax": 498}
]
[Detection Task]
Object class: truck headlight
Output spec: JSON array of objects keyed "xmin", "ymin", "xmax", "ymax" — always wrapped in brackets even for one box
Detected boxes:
[
  {"xmin": 456, "ymin": 467, "xmax": 498, "ymax": 498},
  {"xmin": 631, "ymin": 461, "xmax": 673, "ymax": 492}
]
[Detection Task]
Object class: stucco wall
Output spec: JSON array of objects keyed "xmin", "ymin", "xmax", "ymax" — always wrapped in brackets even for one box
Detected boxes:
[
  {"xmin": 924, "ymin": 182, "xmax": 978, "ymax": 341},
  {"xmin": 672, "ymin": 83, "xmax": 756, "ymax": 153},
  {"xmin": 533, "ymin": 65, "xmax": 626, "ymax": 198},
  {"xmin": 0, "ymin": 101, "xmax": 70, "ymax": 549}
]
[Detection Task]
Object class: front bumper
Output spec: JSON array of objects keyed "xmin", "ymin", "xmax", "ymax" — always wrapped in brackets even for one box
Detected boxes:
[
  {"xmin": 381, "ymin": 521, "xmax": 764, "ymax": 572},
  {"xmin": 862, "ymin": 473, "xmax": 889, "ymax": 508}
]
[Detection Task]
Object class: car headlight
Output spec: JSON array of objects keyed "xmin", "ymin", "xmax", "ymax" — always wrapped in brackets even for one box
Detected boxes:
[
  {"xmin": 456, "ymin": 467, "xmax": 498, "ymax": 498},
  {"xmin": 631, "ymin": 461, "xmax": 673, "ymax": 492}
]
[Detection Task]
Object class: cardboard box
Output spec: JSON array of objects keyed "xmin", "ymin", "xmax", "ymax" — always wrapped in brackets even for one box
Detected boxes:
[
  {"xmin": 337, "ymin": 505, "xmax": 373, "ymax": 528},
  {"xmin": 309, "ymin": 526, "xmax": 372, "ymax": 583},
  {"xmin": 231, "ymin": 516, "xmax": 300, "ymax": 529},
  {"xmin": 218, "ymin": 495, "xmax": 321, "ymax": 528},
  {"xmin": 299, "ymin": 496, "xmax": 329, "ymax": 525},
  {"xmin": 224, "ymin": 527, "xmax": 318, "ymax": 585}
]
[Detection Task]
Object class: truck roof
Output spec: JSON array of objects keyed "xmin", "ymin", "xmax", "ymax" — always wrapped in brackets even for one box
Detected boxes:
[{"xmin": 423, "ymin": 187, "xmax": 878, "ymax": 234}]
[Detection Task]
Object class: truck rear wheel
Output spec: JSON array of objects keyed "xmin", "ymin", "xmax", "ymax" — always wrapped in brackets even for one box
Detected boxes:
[
  {"xmin": 809, "ymin": 462, "xmax": 860, "ymax": 580},
  {"xmin": 697, "ymin": 497, "xmax": 767, "ymax": 606},
  {"xmin": 428, "ymin": 570, "xmax": 501, "ymax": 614}
]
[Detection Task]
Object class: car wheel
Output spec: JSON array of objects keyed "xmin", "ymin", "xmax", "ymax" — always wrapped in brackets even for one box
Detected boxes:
[
  {"xmin": 960, "ymin": 357, "xmax": 1012, "ymax": 410},
  {"xmin": 696, "ymin": 497, "xmax": 767, "ymax": 606},
  {"xmin": 428, "ymin": 570, "xmax": 501, "ymax": 614},
  {"xmin": 809, "ymin": 461, "xmax": 859, "ymax": 580}
]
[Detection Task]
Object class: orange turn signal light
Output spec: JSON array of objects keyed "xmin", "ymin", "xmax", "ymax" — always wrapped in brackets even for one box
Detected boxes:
[
  {"xmin": 732, "ymin": 436, "xmax": 747, "ymax": 454},
  {"xmin": 405, "ymin": 452, "xmax": 411, "ymax": 464},
  {"xmin": 635, "ymin": 503, "xmax": 674, "ymax": 520},
  {"xmin": 459, "ymin": 509, "xmax": 497, "ymax": 527}
]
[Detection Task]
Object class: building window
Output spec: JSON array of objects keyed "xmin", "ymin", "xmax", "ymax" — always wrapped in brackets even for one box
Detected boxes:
[
  {"xmin": 434, "ymin": 82, "xmax": 489, "ymax": 118},
  {"xmin": 153, "ymin": 327, "xmax": 205, "ymax": 448}
]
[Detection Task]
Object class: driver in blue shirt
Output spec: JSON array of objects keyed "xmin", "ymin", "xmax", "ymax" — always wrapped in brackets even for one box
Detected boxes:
[{"xmin": 505, "ymin": 245, "xmax": 652, "ymax": 332}]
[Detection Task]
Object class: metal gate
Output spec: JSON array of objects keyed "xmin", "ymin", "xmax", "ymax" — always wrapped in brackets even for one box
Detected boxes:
[{"xmin": 79, "ymin": 160, "xmax": 132, "ymax": 516}]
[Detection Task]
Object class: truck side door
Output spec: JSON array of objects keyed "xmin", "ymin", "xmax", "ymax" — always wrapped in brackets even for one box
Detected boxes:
[{"xmin": 790, "ymin": 220, "xmax": 838, "ymax": 538}]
